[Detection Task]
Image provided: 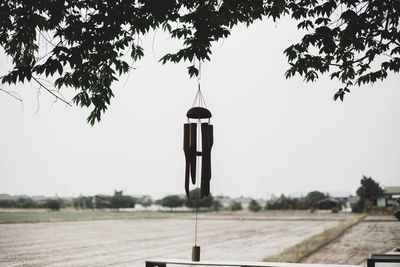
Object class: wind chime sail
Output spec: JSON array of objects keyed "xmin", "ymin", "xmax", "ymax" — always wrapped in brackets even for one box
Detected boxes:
[{"xmin": 183, "ymin": 89, "xmax": 213, "ymax": 198}]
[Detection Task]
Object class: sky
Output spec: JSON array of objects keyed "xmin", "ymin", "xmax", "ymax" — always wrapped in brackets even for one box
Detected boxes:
[{"xmin": 1, "ymin": 18, "xmax": 399, "ymax": 199}]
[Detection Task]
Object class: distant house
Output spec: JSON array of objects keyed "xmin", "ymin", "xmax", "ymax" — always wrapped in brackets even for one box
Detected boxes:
[
  {"xmin": 214, "ymin": 196, "xmax": 264, "ymax": 210},
  {"xmin": 343, "ymin": 196, "xmax": 360, "ymax": 212},
  {"xmin": 0, "ymin": 194, "xmax": 12, "ymax": 200},
  {"xmin": 233, "ymin": 197, "xmax": 252, "ymax": 209},
  {"xmin": 317, "ymin": 198, "xmax": 338, "ymax": 210},
  {"xmin": 94, "ymin": 195, "xmax": 111, "ymax": 208},
  {"xmin": 214, "ymin": 197, "xmax": 232, "ymax": 208},
  {"xmin": 216, "ymin": 197, "xmax": 252, "ymax": 209},
  {"xmin": 377, "ymin": 186, "xmax": 400, "ymax": 207}
]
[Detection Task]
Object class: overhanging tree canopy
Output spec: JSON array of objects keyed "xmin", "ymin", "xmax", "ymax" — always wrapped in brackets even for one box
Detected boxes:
[{"xmin": 1, "ymin": 0, "xmax": 399, "ymax": 124}]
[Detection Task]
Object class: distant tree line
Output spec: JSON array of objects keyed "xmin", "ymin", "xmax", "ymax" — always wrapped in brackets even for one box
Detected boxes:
[
  {"xmin": 157, "ymin": 188, "xmax": 221, "ymax": 211},
  {"xmin": 73, "ymin": 190, "xmax": 136, "ymax": 209},
  {"xmin": 264, "ymin": 191, "xmax": 329, "ymax": 211},
  {"xmin": 0, "ymin": 190, "xmax": 137, "ymax": 211},
  {"xmin": 169, "ymin": 176, "xmax": 385, "ymax": 213},
  {"xmin": 0, "ymin": 176, "xmax": 385, "ymax": 213},
  {"xmin": 0, "ymin": 197, "xmax": 65, "ymax": 211},
  {"xmin": 0, "ymin": 190, "xmax": 337, "ymax": 212}
]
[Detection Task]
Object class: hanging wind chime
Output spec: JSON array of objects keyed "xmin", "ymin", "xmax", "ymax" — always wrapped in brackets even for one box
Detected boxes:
[
  {"xmin": 183, "ymin": 61, "xmax": 213, "ymax": 262},
  {"xmin": 183, "ymin": 90, "xmax": 213, "ymax": 199}
]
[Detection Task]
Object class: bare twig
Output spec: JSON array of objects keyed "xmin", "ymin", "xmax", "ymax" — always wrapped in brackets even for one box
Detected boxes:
[
  {"xmin": 38, "ymin": 30, "xmax": 57, "ymax": 48},
  {"xmin": 0, "ymin": 88, "xmax": 22, "ymax": 102},
  {"xmin": 0, "ymin": 88, "xmax": 24, "ymax": 111},
  {"xmin": 123, "ymin": 62, "xmax": 137, "ymax": 88},
  {"xmin": 152, "ymin": 30, "xmax": 157, "ymax": 59},
  {"xmin": 49, "ymin": 88, "xmax": 69, "ymax": 102},
  {"xmin": 32, "ymin": 76, "xmax": 72, "ymax": 106},
  {"xmin": 49, "ymin": 97, "xmax": 57, "ymax": 112},
  {"xmin": 34, "ymin": 86, "xmax": 41, "ymax": 115}
]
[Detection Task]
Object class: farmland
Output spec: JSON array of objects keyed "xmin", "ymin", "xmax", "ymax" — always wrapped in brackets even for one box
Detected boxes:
[
  {"xmin": 0, "ymin": 211, "xmax": 341, "ymax": 267},
  {"xmin": 0, "ymin": 211, "xmax": 398, "ymax": 267}
]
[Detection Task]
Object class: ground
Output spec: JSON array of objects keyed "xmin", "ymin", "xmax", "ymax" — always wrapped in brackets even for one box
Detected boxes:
[
  {"xmin": 0, "ymin": 211, "xmax": 398, "ymax": 266},
  {"xmin": 302, "ymin": 215, "xmax": 400, "ymax": 265}
]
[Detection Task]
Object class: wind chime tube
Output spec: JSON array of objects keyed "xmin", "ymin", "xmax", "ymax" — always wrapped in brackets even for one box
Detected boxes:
[
  {"xmin": 189, "ymin": 123, "xmax": 197, "ymax": 185},
  {"xmin": 200, "ymin": 123, "xmax": 213, "ymax": 198},
  {"xmin": 208, "ymin": 124, "xmax": 214, "ymax": 190},
  {"xmin": 183, "ymin": 124, "xmax": 191, "ymax": 197},
  {"xmin": 207, "ymin": 124, "xmax": 213, "ymax": 196}
]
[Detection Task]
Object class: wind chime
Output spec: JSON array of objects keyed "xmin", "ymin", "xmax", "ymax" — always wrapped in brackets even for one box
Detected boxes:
[
  {"xmin": 183, "ymin": 91, "xmax": 213, "ymax": 199},
  {"xmin": 183, "ymin": 61, "xmax": 213, "ymax": 262}
]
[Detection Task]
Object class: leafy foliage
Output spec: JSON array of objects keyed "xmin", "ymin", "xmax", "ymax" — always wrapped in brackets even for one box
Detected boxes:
[
  {"xmin": 284, "ymin": 0, "xmax": 400, "ymax": 100},
  {"xmin": 211, "ymin": 200, "xmax": 222, "ymax": 211},
  {"xmin": 305, "ymin": 191, "xmax": 326, "ymax": 209},
  {"xmin": 352, "ymin": 176, "xmax": 383, "ymax": 212},
  {"xmin": 137, "ymin": 195, "xmax": 153, "ymax": 208},
  {"xmin": 351, "ymin": 199, "xmax": 365, "ymax": 213},
  {"xmin": 45, "ymin": 198, "xmax": 65, "ymax": 211},
  {"xmin": 248, "ymin": 199, "xmax": 262, "ymax": 211},
  {"xmin": 230, "ymin": 201, "xmax": 243, "ymax": 211},
  {"xmin": 1, "ymin": 1, "xmax": 399, "ymax": 123},
  {"xmin": 185, "ymin": 188, "xmax": 214, "ymax": 209},
  {"xmin": 356, "ymin": 175, "xmax": 384, "ymax": 200},
  {"xmin": 0, "ymin": 197, "xmax": 66, "ymax": 210},
  {"xmin": 266, "ymin": 194, "xmax": 301, "ymax": 209},
  {"xmin": 160, "ymin": 194, "xmax": 185, "ymax": 209},
  {"xmin": 0, "ymin": 198, "xmax": 42, "ymax": 208},
  {"xmin": 110, "ymin": 190, "xmax": 136, "ymax": 209}
]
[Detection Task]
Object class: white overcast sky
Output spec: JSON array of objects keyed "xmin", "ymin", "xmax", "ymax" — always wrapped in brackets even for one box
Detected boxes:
[{"xmin": 1, "ymin": 18, "xmax": 399, "ymax": 199}]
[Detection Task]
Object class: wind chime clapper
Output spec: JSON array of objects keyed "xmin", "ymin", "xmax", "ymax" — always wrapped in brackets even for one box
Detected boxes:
[{"xmin": 183, "ymin": 104, "xmax": 214, "ymax": 199}]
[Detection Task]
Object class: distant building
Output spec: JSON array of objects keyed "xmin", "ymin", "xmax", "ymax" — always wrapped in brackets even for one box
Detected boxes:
[
  {"xmin": 317, "ymin": 198, "xmax": 338, "ymax": 210},
  {"xmin": 214, "ymin": 196, "xmax": 264, "ymax": 210},
  {"xmin": 343, "ymin": 196, "xmax": 360, "ymax": 212},
  {"xmin": 214, "ymin": 196, "xmax": 232, "ymax": 208},
  {"xmin": 94, "ymin": 195, "xmax": 111, "ymax": 208},
  {"xmin": 0, "ymin": 194, "xmax": 12, "ymax": 200},
  {"xmin": 377, "ymin": 186, "xmax": 400, "ymax": 207},
  {"xmin": 233, "ymin": 197, "xmax": 253, "ymax": 209}
]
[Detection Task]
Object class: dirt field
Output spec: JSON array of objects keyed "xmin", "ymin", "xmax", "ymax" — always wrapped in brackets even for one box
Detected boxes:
[
  {"xmin": 0, "ymin": 213, "xmax": 342, "ymax": 267},
  {"xmin": 302, "ymin": 215, "xmax": 400, "ymax": 265}
]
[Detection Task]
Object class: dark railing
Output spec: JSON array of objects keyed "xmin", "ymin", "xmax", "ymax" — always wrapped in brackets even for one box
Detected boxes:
[
  {"xmin": 145, "ymin": 259, "xmax": 361, "ymax": 267},
  {"xmin": 367, "ymin": 253, "xmax": 400, "ymax": 267},
  {"xmin": 146, "ymin": 251, "xmax": 400, "ymax": 267}
]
